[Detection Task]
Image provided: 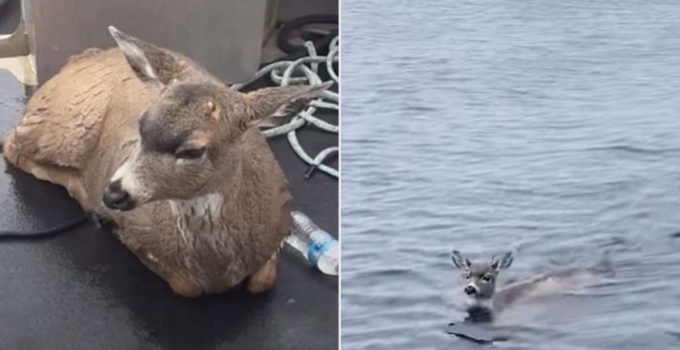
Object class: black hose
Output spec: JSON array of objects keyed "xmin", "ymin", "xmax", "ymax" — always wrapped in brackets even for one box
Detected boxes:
[
  {"xmin": 277, "ymin": 14, "xmax": 337, "ymax": 54},
  {"xmin": 0, "ymin": 216, "xmax": 90, "ymax": 241},
  {"xmin": 259, "ymin": 14, "xmax": 338, "ymax": 69}
]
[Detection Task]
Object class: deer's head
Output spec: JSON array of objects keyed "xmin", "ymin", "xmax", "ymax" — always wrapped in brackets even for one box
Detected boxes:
[
  {"xmin": 102, "ymin": 26, "xmax": 329, "ymax": 211},
  {"xmin": 451, "ymin": 250, "xmax": 514, "ymax": 301}
]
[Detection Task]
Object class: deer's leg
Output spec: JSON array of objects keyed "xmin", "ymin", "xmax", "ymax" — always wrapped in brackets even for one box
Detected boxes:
[
  {"xmin": 246, "ymin": 252, "xmax": 279, "ymax": 294},
  {"xmin": 126, "ymin": 246, "xmax": 204, "ymax": 298},
  {"xmin": 143, "ymin": 258, "xmax": 203, "ymax": 298},
  {"xmin": 165, "ymin": 273, "xmax": 204, "ymax": 298},
  {"xmin": 2, "ymin": 130, "xmax": 19, "ymax": 163},
  {"xmin": 142, "ymin": 258, "xmax": 203, "ymax": 298}
]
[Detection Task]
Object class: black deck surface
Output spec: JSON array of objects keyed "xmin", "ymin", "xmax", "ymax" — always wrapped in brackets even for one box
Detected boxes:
[{"xmin": 0, "ymin": 62, "xmax": 338, "ymax": 349}]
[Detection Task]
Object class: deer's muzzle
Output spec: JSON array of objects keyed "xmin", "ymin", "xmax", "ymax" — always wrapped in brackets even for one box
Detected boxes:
[
  {"xmin": 103, "ymin": 179, "xmax": 137, "ymax": 211},
  {"xmin": 464, "ymin": 285, "xmax": 478, "ymax": 296}
]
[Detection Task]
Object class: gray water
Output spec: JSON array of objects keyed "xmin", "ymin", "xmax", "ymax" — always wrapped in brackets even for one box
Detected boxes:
[{"xmin": 341, "ymin": 0, "xmax": 680, "ymax": 349}]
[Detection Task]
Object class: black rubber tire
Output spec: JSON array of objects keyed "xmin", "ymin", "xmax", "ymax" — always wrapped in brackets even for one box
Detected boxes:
[{"xmin": 277, "ymin": 14, "xmax": 338, "ymax": 55}]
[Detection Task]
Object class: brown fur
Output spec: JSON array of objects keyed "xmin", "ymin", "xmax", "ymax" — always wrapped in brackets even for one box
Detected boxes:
[{"xmin": 2, "ymin": 27, "xmax": 328, "ymax": 297}]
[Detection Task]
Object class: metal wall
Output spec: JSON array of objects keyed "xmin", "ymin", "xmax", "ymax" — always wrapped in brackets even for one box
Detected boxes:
[{"xmin": 28, "ymin": 0, "xmax": 267, "ymax": 84}]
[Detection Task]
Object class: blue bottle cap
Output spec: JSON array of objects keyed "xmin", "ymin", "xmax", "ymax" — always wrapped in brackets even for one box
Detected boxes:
[{"xmin": 307, "ymin": 235, "xmax": 337, "ymax": 265}]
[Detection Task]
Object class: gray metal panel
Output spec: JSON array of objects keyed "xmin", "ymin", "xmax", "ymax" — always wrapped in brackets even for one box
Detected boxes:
[
  {"xmin": 29, "ymin": 0, "xmax": 267, "ymax": 85},
  {"xmin": 0, "ymin": 0, "xmax": 21, "ymax": 34},
  {"xmin": 277, "ymin": 0, "xmax": 337, "ymax": 21}
]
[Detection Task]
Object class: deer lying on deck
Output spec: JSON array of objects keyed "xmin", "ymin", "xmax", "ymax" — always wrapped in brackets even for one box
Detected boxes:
[{"xmin": 2, "ymin": 26, "xmax": 329, "ymax": 297}]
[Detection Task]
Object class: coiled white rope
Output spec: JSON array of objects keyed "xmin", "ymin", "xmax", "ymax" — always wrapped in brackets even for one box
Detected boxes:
[{"xmin": 231, "ymin": 37, "xmax": 339, "ymax": 178}]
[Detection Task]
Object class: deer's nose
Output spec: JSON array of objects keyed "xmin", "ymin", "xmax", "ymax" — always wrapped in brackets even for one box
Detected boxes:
[
  {"xmin": 464, "ymin": 285, "xmax": 477, "ymax": 296},
  {"xmin": 103, "ymin": 179, "xmax": 136, "ymax": 211}
]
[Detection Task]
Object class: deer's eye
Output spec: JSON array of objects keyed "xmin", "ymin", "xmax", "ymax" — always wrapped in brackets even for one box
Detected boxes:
[
  {"xmin": 481, "ymin": 275, "xmax": 493, "ymax": 283},
  {"xmin": 465, "ymin": 273, "xmax": 471, "ymax": 280},
  {"xmin": 175, "ymin": 147, "xmax": 206, "ymax": 160}
]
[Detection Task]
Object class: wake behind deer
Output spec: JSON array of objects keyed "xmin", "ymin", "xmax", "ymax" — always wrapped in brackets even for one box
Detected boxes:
[{"xmin": 2, "ymin": 26, "xmax": 330, "ymax": 297}]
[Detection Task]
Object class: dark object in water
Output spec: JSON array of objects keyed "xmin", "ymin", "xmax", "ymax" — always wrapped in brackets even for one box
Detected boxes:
[
  {"xmin": 445, "ymin": 306, "xmax": 508, "ymax": 344},
  {"xmin": 666, "ymin": 331, "xmax": 680, "ymax": 340},
  {"xmin": 446, "ymin": 321, "xmax": 509, "ymax": 345},
  {"xmin": 446, "ymin": 326, "xmax": 494, "ymax": 345}
]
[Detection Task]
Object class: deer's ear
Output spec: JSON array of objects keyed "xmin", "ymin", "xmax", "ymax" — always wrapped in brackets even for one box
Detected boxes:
[
  {"xmin": 245, "ymin": 82, "xmax": 332, "ymax": 126},
  {"xmin": 109, "ymin": 26, "xmax": 180, "ymax": 87},
  {"xmin": 490, "ymin": 251, "xmax": 513, "ymax": 271},
  {"xmin": 451, "ymin": 250, "xmax": 471, "ymax": 271}
]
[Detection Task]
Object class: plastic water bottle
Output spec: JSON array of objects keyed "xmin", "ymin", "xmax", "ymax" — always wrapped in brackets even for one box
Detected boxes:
[{"xmin": 285, "ymin": 211, "xmax": 338, "ymax": 276}]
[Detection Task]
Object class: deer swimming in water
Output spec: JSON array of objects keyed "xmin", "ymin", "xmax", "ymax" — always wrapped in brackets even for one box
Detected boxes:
[
  {"xmin": 451, "ymin": 250, "xmax": 597, "ymax": 322},
  {"xmin": 2, "ymin": 26, "xmax": 330, "ymax": 297}
]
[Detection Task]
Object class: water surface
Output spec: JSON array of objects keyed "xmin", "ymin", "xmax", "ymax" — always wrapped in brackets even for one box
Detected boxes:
[{"xmin": 341, "ymin": 0, "xmax": 680, "ymax": 348}]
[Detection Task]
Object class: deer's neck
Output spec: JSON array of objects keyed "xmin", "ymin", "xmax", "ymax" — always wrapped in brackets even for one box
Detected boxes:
[
  {"xmin": 168, "ymin": 144, "xmax": 244, "ymax": 248},
  {"xmin": 467, "ymin": 297, "xmax": 494, "ymax": 311},
  {"xmin": 170, "ymin": 192, "xmax": 226, "ymax": 247}
]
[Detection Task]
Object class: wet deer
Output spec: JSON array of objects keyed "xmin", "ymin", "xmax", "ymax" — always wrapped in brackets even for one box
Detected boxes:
[
  {"xmin": 451, "ymin": 250, "xmax": 597, "ymax": 322},
  {"xmin": 2, "ymin": 26, "xmax": 330, "ymax": 297}
]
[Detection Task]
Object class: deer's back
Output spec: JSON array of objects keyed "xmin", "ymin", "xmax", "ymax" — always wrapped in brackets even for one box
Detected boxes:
[
  {"xmin": 494, "ymin": 269, "xmax": 598, "ymax": 310},
  {"xmin": 6, "ymin": 48, "xmax": 152, "ymax": 210}
]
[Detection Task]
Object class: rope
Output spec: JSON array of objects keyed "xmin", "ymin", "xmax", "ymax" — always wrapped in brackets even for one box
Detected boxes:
[{"xmin": 231, "ymin": 37, "xmax": 339, "ymax": 179}]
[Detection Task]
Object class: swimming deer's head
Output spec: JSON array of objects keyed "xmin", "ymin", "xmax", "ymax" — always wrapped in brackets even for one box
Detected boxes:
[
  {"xmin": 102, "ymin": 26, "xmax": 329, "ymax": 211},
  {"xmin": 451, "ymin": 250, "xmax": 513, "ymax": 301}
]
